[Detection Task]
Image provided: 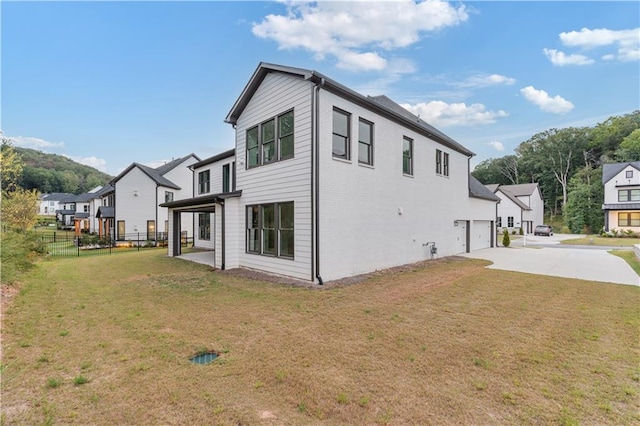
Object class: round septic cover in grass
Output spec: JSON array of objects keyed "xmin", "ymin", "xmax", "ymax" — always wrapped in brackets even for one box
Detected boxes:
[{"xmin": 190, "ymin": 351, "xmax": 219, "ymax": 364}]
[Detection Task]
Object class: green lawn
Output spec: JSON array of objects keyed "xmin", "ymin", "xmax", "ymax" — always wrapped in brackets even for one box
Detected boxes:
[
  {"xmin": 561, "ymin": 235, "xmax": 640, "ymax": 247},
  {"xmin": 2, "ymin": 251, "xmax": 639, "ymax": 425}
]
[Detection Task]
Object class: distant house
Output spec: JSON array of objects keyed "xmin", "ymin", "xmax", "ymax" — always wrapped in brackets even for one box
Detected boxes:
[
  {"xmin": 110, "ymin": 154, "xmax": 200, "ymax": 241},
  {"xmin": 55, "ymin": 194, "xmax": 78, "ymax": 229},
  {"xmin": 162, "ymin": 62, "xmax": 500, "ymax": 283},
  {"xmin": 486, "ymin": 183, "xmax": 544, "ymax": 233},
  {"xmin": 602, "ymin": 161, "xmax": 640, "ymax": 232},
  {"xmin": 39, "ymin": 193, "xmax": 74, "ymax": 216}
]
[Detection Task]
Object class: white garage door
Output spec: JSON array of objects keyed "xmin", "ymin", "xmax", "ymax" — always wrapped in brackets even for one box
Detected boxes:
[
  {"xmin": 455, "ymin": 220, "xmax": 467, "ymax": 254},
  {"xmin": 473, "ymin": 220, "xmax": 492, "ymax": 250}
]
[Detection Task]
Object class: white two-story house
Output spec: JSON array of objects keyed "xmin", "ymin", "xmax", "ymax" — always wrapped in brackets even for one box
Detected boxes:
[
  {"xmin": 162, "ymin": 63, "xmax": 499, "ymax": 284},
  {"xmin": 602, "ymin": 161, "xmax": 640, "ymax": 232},
  {"xmin": 110, "ymin": 154, "xmax": 199, "ymax": 241},
  {"xmin": 486, "ymin": 183, "xmax": 544, "ymax": 233}
]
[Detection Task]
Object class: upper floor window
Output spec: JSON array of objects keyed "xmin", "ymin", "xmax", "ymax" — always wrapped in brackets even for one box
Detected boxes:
[
  {"xmin": 443, "ymin": 152, "xmax": 450, "ymax": 176},
  {"xmin": 627, "ymin": 170, "xmax": 634, "ymax": 178},
  {"xmin": 358, "ymin": 118, "xmax": 373, "ymax": 166},
  {"xmin": 507, "ymin": 216, "xmax": 514, "ymax": 227},
  {"xmin": 84, "ymin": 205, "xmax": 89, "ymax": 213},
  {"xmin": 222, "ymin": 164, "xmax": 230, "ymax": 193},
  {"xmin": 619, "ymin": 189, "xmax": 640, "ymax": 202},
  {"xmin": 165, "ymin": 191, "xmax": 174, "ymax": 203},
  {"xmin": 247, "ymin": 110, "xmax": 294, "ymax": 168},
  {"xmin": 403, "ymin": 137, "xmax": 413, "ymax": 176},
  {"xmin": 198, "ymin": 170, "xmax": 210, "ymax": 194},
  {"xmin": 332, "ymin": 108, "xmax": 350, "ymax": 160},
  {"xmin": 436, "ymin": 149, "xmax": 442, "ymax": 174}
]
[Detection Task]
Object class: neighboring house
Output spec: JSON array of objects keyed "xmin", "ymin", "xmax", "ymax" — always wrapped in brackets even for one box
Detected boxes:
[
  {"xmin": 162, "ymin": 63, "xmax": 499, "ymax": 284},
  {"xmin": 190, "ymin": 149, "xmax": 236, "ymax": 251},
  {"xmin": 110, "ymin": 154, "xmax": 200, "ymax": 241},
  {"xmin": 486, "ymin": 183, "xmax": 544, "ymax": 233},
  {"xmin": 55, "ymin": 194, "xmax": 79, "ymax": 229},
  {"xmin": 39, "ymin": 193, "xmax": 74, "ymax": 216},
  {"xmin": 602, "ymin": 161, "xmax": 640, "ymax": 232}
]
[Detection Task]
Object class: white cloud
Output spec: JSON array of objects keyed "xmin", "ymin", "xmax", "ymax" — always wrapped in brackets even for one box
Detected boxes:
[
  {"xmin": 10, "ymin": 135, "xmax": 64, "ymax": 150},
  {"xmin": 252, "ymin": 0, "xmax": 468, "ymax": 72},
  {"xmin": 456, "ymin": 73, "xmax": 516, "ymax": 88},
  {"xmin": 520, "ymin": 86, "xmax": 574, "ymax": 114},
  {"xmin": 557, "ymin": 27, "xmax": 639, "ymax": 62},
  {"xmin": 400, "ymin": 101, "xmax": 508, "ymax": 127},
  {"xmin": 488, "ymin": 141, "xmax": 504, "ymax": 152},
  {"xmin": 543, "ymin": 48, "xmax": 594, "ymax": 66},
  {"xmin": 66, "ymin": 155, "xmax": 108, "ymax": 173}
]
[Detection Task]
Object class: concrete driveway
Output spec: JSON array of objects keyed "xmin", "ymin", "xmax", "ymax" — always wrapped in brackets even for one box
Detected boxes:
[{"xmin": 462, "ymin": 234, "xmax": 639, "ymax": 286}]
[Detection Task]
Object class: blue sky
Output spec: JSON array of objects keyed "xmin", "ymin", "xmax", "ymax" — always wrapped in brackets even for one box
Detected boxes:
[{"xmin": 2, "ymin": 1, "xmax": 639, "ymax": 176}]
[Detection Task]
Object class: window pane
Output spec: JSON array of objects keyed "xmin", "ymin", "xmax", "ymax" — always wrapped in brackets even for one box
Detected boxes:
[
  {"xmin": 248, "ymin": 229, "xmax": 260, "ymax": 252},
  {"xmin": 619, "ymin": 190, "xmax": 629, "ymax": 202},
  {"xmin": 280, "ymin": 230, "xmax": 294, "ymax": 258},
  {"xmin": 280, "ymin": 135, "xmax": 294, "ymax": 159},
  {"xmin": 247, "ymin": 206, "xmax": 260, "ymax": 253},
  {"xmin": 631, "ymin": 190, "xmax": 640, "ymax": 201},
  {"xmin": 619, "ymin": 213, "xmax": 629, "ymax": 226},
  {"xmin": 247, "ymin": 127, "xmax": 259, "ymax": 149},
  {"xmin": 263, "ymin": 204, "xmax": 274, "ymax": 228},
  {"xmin": 279, "ymin": 202, "xmax": 294, "ymax": 229},
  {"xmin": 359, "ymin": 120, "xmax": 371, "ymax": 143},
  {"xmin": 333, "ymin": 134, "xmax": 347, "ymax": 158},
  {"xmin": 279, "ymin": 111, "xmax": 294, "ymax": 137},
  {"xmin": 359, "ymin": 142, "xmax": 371, "ymax": 164},
  {"xmin": 263, "ymin": 141, "xmax": 275, "ymax": 163},
  {"xmin": 403, "ymin": 138, "xmax": 412, "ymax": 175},
  {"xmin": 333, "ymin": 110, "xmax": 348, "ymax": 136},
  {"xmin": 248, "ymin": 147, "xmax": 259, "ymax": 167},
  {"xmin": 263, "ymin": 229, "xmax": 276, "ymax": 255},
  {"xmin": 262, "ymin": 119, "xmax": 275, "ymax": 144}
]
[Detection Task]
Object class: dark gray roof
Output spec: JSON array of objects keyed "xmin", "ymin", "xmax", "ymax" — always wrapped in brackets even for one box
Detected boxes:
[
  {"xmin": 42, "ymin": 193, "xmax": 76, "ymax": 202},
  {"xmin": 602, "ymin": 162, "xmax": 640, "ymax": 184},
  {"xmin": 469, "ymin": 176, "xmax": 500, "ymax": 202},
  {"xmin": 56, "ymin": 209, "xmax": 76, "ymax": 215},
  {"xmin": 498, "ymin": 188, "xmax": 531, "ymax": 210},
  {"xmin": 96, "ymin": 206, "xmax": 114, "ymax": 218},
  {"xmin": 499, "ymin": 183, "xmax": 539, "ymax": 197},
  {"xmin": 485, "ymin": 184, "xmax": 499, "ymax": 193},
  {"xmin": 111, "ymin": 163, "xmax": 181, "ymax": 190},
  {"xmin": 74, "ymin": 192, "xmax": 95, "ymax": 203},
  {"xmin": 93, "ymin": 184, "xmax": 114, "ymax": 197},
  {"xmin": 160, "ymin": 190, "xmax": 242, "ymax": 211},
  {"xmin": 225, "ymin": 62, "xmax": 474, "ymax": 157},
  {"xmin": 602, "ymin": 203, "xmax": 640, "ymax": 210},
  {"xmin": 191, "ymin": 148, "xmax": 235, "ymax": 169},
  {"xmin": 75, "ymin": 212, "xmax": 90, "ymax": 218},
  {"xmin": 155, "ymin": 153, "xmax": 200, "ymax": 175}
]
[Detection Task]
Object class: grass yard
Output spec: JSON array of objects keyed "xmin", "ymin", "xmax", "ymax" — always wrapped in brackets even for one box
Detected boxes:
[
  {"xmin": 2, "ymin": 251, "xmax": 639, "ymax": 425},
  {"xmin": 561, "ymin": 235, "xmax": 640, "ymax": 247}
]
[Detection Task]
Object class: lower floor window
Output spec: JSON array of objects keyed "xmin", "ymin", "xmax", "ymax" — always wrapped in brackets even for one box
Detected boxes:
[
  {"xmin": 507, "ymin": 216, "xmax": 514, "ymax": 227},
  {"xmin": 246, "ymin": 202, "xmax": 294, "ymax": 259},
  {"xmin": 496, "ymin": 217, "xmax": 502, "ymax": 228},
  {"xmin": 117, "ymin": 220, "xmax": 125, "ymax": 241},
  {"xmin": 618, "ymin": 212, "xmax": 640, "ymax": 227},
  {"xmin": 199, "ymin": 213, "xmax": 211, "ymax": 240},
  {"xmin": 147, "ymin": 220, "xmax": 156, "ymax": 241}
]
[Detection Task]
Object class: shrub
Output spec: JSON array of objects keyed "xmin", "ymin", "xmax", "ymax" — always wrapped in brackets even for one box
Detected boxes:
[
  {"xmin": 502, "ymin": 229, "xmax": 511, "ymax": 247},
  {"xmin": 519, "ymin": 227, "xmax": 524, "ymax": 235},
  {"xmin": 0, "ymin": 230, "xmax": 47, "ymax": 285}
]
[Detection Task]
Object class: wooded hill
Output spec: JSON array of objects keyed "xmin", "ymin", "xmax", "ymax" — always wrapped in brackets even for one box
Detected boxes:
[
  {"xmin": 472, "ymin": 110, "xmax": 640, "ymax": 233},
  {"xmin": 16, "ymin": 147, "xmax": 113, "ymax": 194}
]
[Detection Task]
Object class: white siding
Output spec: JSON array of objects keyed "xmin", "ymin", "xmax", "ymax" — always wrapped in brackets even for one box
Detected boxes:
[
  {"xmin": 604, "ymin": 165, "xmax": 640, "ymax": 204},
  {"xmin": 316, "ymin": 90, "xmax": 495, "ymax": 282},
  {"xmin": 232, "ymin": 72, "xmax": 313, "ymax": 281},
  {"xmin": 115, "ymin": 167, "xmax": 157, "ymax": 237},
  {"xmin": 495, "ymin": 191, "xmax": 523, "ymax": 231}
]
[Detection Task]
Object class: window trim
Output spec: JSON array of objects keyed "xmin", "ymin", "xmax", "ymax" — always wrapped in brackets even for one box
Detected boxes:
[
  {"xmin": 443, "ymin": 152, "xmax": 450, "ymax": 177},
  {"xmin": 246, "ymin": 202, "xmax": 294, "ymax": 260},
  {"xmin": 436, "ymin": 149, "xmax": 442, "ymax": 175},
  {"xmin": 358, "ymin": 118, "xmax": 374, "ymax": 166},
  {"xmin": 627, "ymin": 170, "xmax": 634, "ymax": 178},
  {"xmin": 165, "ymin": 191, "xmax": 174, "ymax": 203},
  {"xmin": 619, "ymin": 212, "xmax": 640, "ymax": 227},
  {"xmin": 507, "ymin": 216, "xmax": 514, "ymax": 228},
  {"xmin": 403, "ymin": 136, "xmax": 413, "ymax": 176},
  {"xmin": 246, "ymin": 109, "xmax": 295, "ymax": 169},
  {"xmin": 618, "ymin": 189, "xmax": 640, "ymax": 202},
  {"xmin": 198, "ymin": 170, "xmax": 210, "ymax": 194},
  {"xmin": 198, "ymin": 213, "xmax": 211, "ymax": 241},
  {"xmin": 332, "ymin": 107, "xmax": 351, "ymax": 161}
]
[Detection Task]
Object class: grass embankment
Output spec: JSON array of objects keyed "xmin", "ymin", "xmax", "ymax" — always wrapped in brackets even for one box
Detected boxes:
[
  {"xmin": 561, "ymin": 235, "xmax": 640, "ymax": 247},
  {"xmin": 610, "ymin": 250, "xmax": 640, "ymax": 276},
  {"xmin": 2, "ymin": 252, "xmax": 639, "ymax": 425}
]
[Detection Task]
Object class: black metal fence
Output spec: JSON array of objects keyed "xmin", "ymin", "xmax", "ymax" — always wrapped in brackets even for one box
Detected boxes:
[{"xmin": 39, "ymin": 232, "xmax": 193, "ymax": 258}]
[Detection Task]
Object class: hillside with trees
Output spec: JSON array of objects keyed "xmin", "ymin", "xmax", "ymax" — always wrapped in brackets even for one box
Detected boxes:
[
  {"xmin": 16, "ymin": 147, "xmax": 112, "ymax": 194},
  {"xmin": 472, "ymin": 110, "xmax": 640, "ymax": 233}
]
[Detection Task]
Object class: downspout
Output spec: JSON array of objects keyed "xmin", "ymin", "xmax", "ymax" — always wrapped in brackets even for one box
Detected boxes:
[
  {"xmin": 312, "ymin": 77, "xmax": 326, "ymax": 285},
  {"xmin": 155, "ymin": 184, "xmax": 159, "ymax": 241},
  {"xmin": 221, "ymin": 201, "xmax": 226, "ymax": 270}
]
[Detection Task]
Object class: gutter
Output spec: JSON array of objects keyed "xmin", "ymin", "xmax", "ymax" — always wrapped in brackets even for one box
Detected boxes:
[{"xmin": 312, "ymin": 77, "xmax": 325, "ymax": 285}]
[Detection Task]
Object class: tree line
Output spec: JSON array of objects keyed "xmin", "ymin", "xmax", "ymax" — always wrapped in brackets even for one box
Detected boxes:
[
  {"xmin": 16, "ymin": 147, "xmax": 112, "ymax": 194},
  {"xmin": 472, "ymin": 110, "xmax": 640, "ymax": 233}
]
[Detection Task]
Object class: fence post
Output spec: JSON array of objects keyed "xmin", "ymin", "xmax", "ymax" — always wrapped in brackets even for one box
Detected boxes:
[
  {"xmin": 54, "ymin": 232, "xmax": 56, "ymax": 243},
  {"xmin": 77, "ymin": 239, "xmax": 80, "ymax": 257},
  {"xmin": 138, "ymin": 233, "xmax": 140, "ymax": 251}
]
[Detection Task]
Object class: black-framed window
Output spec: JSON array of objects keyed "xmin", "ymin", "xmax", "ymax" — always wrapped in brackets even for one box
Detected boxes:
[
  {"xmin": 222, "ymin": 164, "xmax": 230, "ymax": 193},
  {"xmin": 619, "ymin": 189, "xmax": 640, "ymax": 202},
  {"xmin": 198, "ymin": 170, "xmax": 210, "ymax": 194},
  {"xmin": 147, "ymin": 220, "xmax": 156, "ymax": 241},
  {"xmin": 358, "ymin": 118, "xmax": 373, "ymax": 165},
  {"xmin": 443, "ymin": 152, "xmax": 450, "ymax": 176},
  {"xmin": 332, "ymin": 108, "xmax": 350, "ymax": 160},
  {"xmin": 507, "ymin": 216, "xmax": 514, "ymax": 227},
  {"xmin": 403, "ymin": 136, "xmax": 413, "ymax": 175},
  {"xmin": 627, "ymin": 170, "xmax": 634, "ymax": 178},
  {"xmin": 198, "ymin": 213, "xmax": 211, "ymax": 240},
  {"xmin": 117, "ymin": 220, "xmax": 125, "ymax": 241},
  {"xmin": 619, "ymin": 212, "xmax": 640, "ymax": 227},
  {"xmin": 246, "ymin": 202, "xmax": 294, "ymax": 259},
  {"xmin": 497, "ymin": 217, "xmax": 502, "ymax": 228},
  {"xmin": 436, "ymin": 149, "xmax": 442, "ymax": 174},
  {"xmin": 246, "ymin": 110, "xmax": 294, "ymax": 168},
  {"xmin": 165, "ymin": 191, "xmax": 174, "ymax": 203}
]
